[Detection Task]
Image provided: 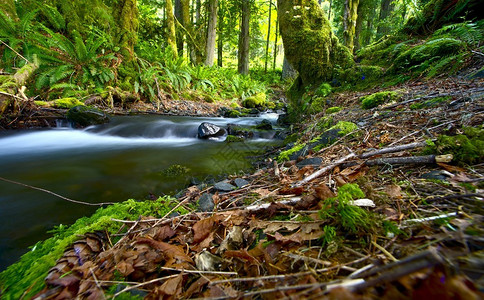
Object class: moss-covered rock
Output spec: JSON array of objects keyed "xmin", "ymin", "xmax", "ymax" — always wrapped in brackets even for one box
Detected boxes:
[
  {"xmin": 423, "ymin": 126, "xmax": 484, "ymax": 165},
  {"xmin": 326, "ymin": 106, "xmax": 342, "ymax": 114},
  {"xmin": 225, "ymin": 135, "xmax": 245, "ymax": 143},
  {"xmin": 277, "ymin": 143, "xmax": 306, "ymax": 162},
  {"xmin": 242, "ymin": 92, "xmax": 267, "ymax": 108},
  {"xmin": 330, "ymin": 121, "xmax": 359, "ymax": 136},
  {"xmin": 53, "ymin": 97, "xmax": 84, "ymax": 109},
  {"xmin": 360, "ymin": 91, "xmax": 400, "ymax": 109},
  {"xmin": 67, "ymin": 105, "xmax": 110, "ymax": 127}
]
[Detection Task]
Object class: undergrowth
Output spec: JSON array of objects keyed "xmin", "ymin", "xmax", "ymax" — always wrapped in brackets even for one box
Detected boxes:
[{"xmin": 0, "ymin": 197, "xmax": 187, "ymax": 300}]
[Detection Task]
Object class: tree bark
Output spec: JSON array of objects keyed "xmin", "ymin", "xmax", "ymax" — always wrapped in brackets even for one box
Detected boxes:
[
  {"xmin": 264, "ymin": 0, "xmax": 272, "ymax": 72},
  {"xmin": 112, "ymin": 0, "xmax": 139, "ymax": 60},
  {"xmin": 166, "ymin": 0, "xmax": 178, "ymax": 57},
  {"xmin": 205, "ymin": 0, "xmax": 218, "ymax": 66},
  {"xmin": 175, "ymin": 0, "xmax": 184, "ymax": 55},
  {"xmin": 281, "ymin": 56, "xmax": 297, "ymax": 80},
  {"xmin": 238, "ymin": 0, "xmax": 250, "ymax": 75},
  {"xmin": 343, "ymin": 0, "xmax": 360, "ymax": 53},
  {"xmin": 376, "ymin": 0, "xmax": 394, "ymax": 38},
  {"xmin": 217, "ymin": 0, "xmax": 224, "ymax": 67},
  {"xmin": 273, "ymin": 13, "xmax": 279, "ymax": 70}
]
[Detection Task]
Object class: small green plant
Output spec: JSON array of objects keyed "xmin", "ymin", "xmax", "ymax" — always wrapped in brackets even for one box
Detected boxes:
[
  {"xmin": 360, "ymin": 91, "xmax": 400, "ymax": 109},
  {"xmin": 326, "ymin": 106, "xmax": 342, "ymax": 114},
  {"xmin": 321, "ymin": 225, "xmax": 336, "ymax": 246},
  {"xmin": 160, "ymin": 164, "xmax": 191, "ymax": 178},
  {"xmin": 330, "ymin": 121, "xmax": 359, "ymax": 136},
  {"xmin": 242, "ymin": 92, "xmax": 267, "ymax": 108},
  {"xmin": 318, "ymin": 183, "xmax": 373, "ymax": 234},
  {"xmin": 277, "ymin": 143, "xmax": 305, "ymax": 162},
  {"xmin": 315, "ymin": 83, "xmax": 332, "ymax": 97}
]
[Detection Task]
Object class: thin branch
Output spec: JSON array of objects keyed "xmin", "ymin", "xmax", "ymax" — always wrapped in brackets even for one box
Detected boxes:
[
  {"xmin": 112, "ymin": 274, "xmax": 179, "ymax": 298},
  {"xmin": 0, "ymin": 39, "xmax": 29, "ymax": 63}
]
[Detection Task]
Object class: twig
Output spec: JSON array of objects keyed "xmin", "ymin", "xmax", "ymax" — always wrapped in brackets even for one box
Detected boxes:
[
  {"xmin": 359, "ymin": 141, "xmax": 428, "ymax": 159},
  {"xmin": 151, "ymin": 197, "xmax": 191, "ymax": 228},
  {"xmin": 89, "ymin": 268, "xmax": 106, "ymax": 300},
  {"xmin": 0, "ymin": 39, "xmax": 29, "ymax": 63},
  {"xmin": 0, "ymin": 176, "xmax": 114, "ymax": 206},
  {"xmin": 401, "ymin": 212, "xmax": 458, "ymax": 226},
  {"xmin": 282, "ymin": 252, "xmax": 357, "ymax": 272},
  {"xmin": 112, "ymin": 274, "xmax": 179, "ymax": 298},
  {"xmin": 293, "ymin": 152, "xmax": 357, "ymax": 187},
  {"xmin": 371, "ymin": 241, "xmax": 398, "ymax": 262},
  {"xmin": 389, "ymin": 120, "xmax": 456, "ymax": 146},
  {"xmin": 160, "ymin": 267, "xmax": 237, "ymax": 275},
  {"xmin": 0, "ymin": 91, "xmax": 25, "ymax": 101},
  {"xmin": 341, "ymin": 154, "xmax": 453, "ymax": 168}
]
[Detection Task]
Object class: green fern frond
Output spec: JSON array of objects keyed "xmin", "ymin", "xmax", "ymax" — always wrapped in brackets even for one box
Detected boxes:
[
  {"xmin": 50, "ymin": 83, "xmax": 79, "ymax": 91},
  {"xmin": 40, "ymin": 5, "xmax": 65, "ymax": 31},
  {"xmin": 0, "ymin": 11, "xmax": 16, "ymax": 37},
  {"xmin": 72, "ymin": 31, "xmax": 88, "ymax": 61},
  {"xmin": 19, "ymin": 9, "xmax": 39, "ymax": 38}
]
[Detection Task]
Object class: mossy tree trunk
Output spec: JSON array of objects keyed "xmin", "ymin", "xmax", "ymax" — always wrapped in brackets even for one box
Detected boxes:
[
  {"xmin": 217, "ymin": 0, "xmax": 224, "ymax": 67},
  {"xmin": 238, "ymin": 0, "xmax": 250, "ymax": 75},
  {"xmin": 205, "ymin": 0, "xmax": 218, "ymax": 66},
  {"xmin": 277, "ymin": 0, "xmax": 354, "ymax": 92},
  {"xmin": 175, "ymin": 0, "xmax": 184, "ymax": 55},
  {"xmin": 165, "ymin": 0, "xmax": 178, "ymax": 57},
  {"xmin": 376, "ymin": 0, "xmax": 394, "ymax": 39},
  {"xmin": 343, "ymin": 0, "xmax": 360, "ymax": 53},
  {"xmin": 112, "ymin": 0, "xmax": 139, "ymax": 60}
]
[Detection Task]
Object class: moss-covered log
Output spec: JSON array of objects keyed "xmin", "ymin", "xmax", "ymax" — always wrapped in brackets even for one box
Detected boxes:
[{"xmin": 277, "ymin": 0, "xmax": 354, "ymax": 93}]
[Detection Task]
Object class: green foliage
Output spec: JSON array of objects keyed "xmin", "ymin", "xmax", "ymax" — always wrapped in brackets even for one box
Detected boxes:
[
  {"xmin": 319, "ymin": 183, "xmax": 373, "ymax": 234},
  {"xmin": 433, "ymin": 21, "xmax": 483, "ymax": 47},
  {"xmin": 360, "ymin": 91, "xmax": 400, "ymax": 109},
  {"xmin": 321, "ymin": 225, "xmax": 336, "ymax": 247},
  {"xmin": 52, "ymin": 97, "xmax": 84, "ymax": 109},
  {"xmin": 316, "ymin": 83, "xmax": 332, "ymax": 97},
  {"xmin": 423, "ymin": 126, "xmax": 484, "ymax": 165},
  {"xmin": 326, "ymin": 106, "xmax": 342, "ymax": 114},
  {"xmin": 0, "ymin": 197, "xmax": 187, "ymax": 299}
]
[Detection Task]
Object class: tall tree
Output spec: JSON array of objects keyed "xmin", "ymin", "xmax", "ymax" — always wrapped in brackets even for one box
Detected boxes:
[
  {"xmin": 273, "ymin": 13, "xmax": 279, "ymax": 70},
  {"xmin": 264, "ymin": 0, "xmax": 273, "ymax": 72},
  {"xmin": 376, "ymin": 0, "xmax": 394, "ymax": 38},
  {"xmin": 217, "ymin": 0, "xmax": 225, "ymax": 67},
  {"xmin": 343, "ymin": 0, "xmax": 359, "ymax": 53},
  {"xmin": 277, "ymin": 0, "xmax": 353, "ymax": 94},
  {"xmin": 165, "ymin": 0, "xmax": 178, "ymax": 57},
  {"xmin": 205, "ymin": 0, "xmax": 218, "ymax": 66},
  {"xmin": 238, "ymin": 0, "xmax": 250, "ymax": 75},
  {"xmin": 175, "ymin": 0, "xmax": 184, "ymax": 54},
  {"xmin": 112, "ymin": 0, "xmax": 139, "ymax": 60}
]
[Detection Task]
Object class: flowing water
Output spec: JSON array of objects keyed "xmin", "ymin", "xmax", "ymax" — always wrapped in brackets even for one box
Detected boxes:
[{"xmin": 0, "ymin": 113, "xmax": 281, "ymax": 270}]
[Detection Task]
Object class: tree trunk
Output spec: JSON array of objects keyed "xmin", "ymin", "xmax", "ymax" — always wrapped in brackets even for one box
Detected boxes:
[
  {"xmin": 166, "ymin": 0, "xmax": 178, "ymax": 57},
  {"xmin": 217, "ymin": 0, "xmax": 224, "ymax": 67},
  {"xmin": 354, "ymin": 0, "xmax": 364, "ymax": 51},
  {"xmin": 282, "ymin": 56, "xmax": 298, "ymax": 80},
  {"xmin": 277, "ymin": 0, "xmax": 353, "ymax": 89},
  {"xmin": 343, "ymin": 0, "xmax": 359, "ymax": 53},
  {"xmin": 1, "ymin": 0, "xmax": 19, "ymax": 22},
  {"xmin": 175, "ymin": 0, "xmax": 184, "ymax": 55},
  {"xmin": 205, "ymin": 0, "xmax": 218, "ymax": 66},
  {"xmin": 111, "ymin": 0, "xmax": 139, "ymax": 60},
  {"xmin": 273, "ymin": 14, "xmax": 279, "ymax": 70},
  {"xmin": 376, "ymin": 0, "xmax": 394, "ymax": 38},
  {"xmin": 264, "ymin": 0, "xmax": 272, "ymax": 72},
  {"xmin": 238, "ymin": 0, "xmax": 250, "ymax": 75}
]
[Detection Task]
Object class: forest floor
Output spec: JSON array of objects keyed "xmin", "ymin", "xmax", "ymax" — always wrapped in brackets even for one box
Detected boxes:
[{"xmin": 28, "ymin": 76, "xmax": 484, "ymax": 299}]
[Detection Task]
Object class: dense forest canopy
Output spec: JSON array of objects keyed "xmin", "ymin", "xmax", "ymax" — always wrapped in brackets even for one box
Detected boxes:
[{"xmin": 1, "ymin": 0, "xmax": 481, "ymax": 114}]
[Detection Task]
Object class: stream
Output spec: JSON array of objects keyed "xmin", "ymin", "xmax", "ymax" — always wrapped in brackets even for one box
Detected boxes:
[{"xmin": 0, "ymin": 113, "xmax": 281, "ymax": 270}]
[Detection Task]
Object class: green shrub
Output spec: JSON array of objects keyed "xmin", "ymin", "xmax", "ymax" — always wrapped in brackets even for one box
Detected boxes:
[
  {"xmin": 316, "ymin": 83, "xmax": 332, "ymax": 97},
  {"xmin": 242, "ymin": 92, "xmax": 267, "ymax": 108}
]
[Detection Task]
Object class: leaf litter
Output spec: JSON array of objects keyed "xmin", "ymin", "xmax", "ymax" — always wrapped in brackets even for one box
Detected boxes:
[{"xmin": 34, "ymin": 78, "xmax": 483, "ymax": 299}]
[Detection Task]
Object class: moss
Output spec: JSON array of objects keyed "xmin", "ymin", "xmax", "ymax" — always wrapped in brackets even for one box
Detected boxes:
[
  {"xmin": 423, "ymin": 126, "xmax": 484, "ymax": 165},
  {"xmin": 277, "ymin": 143, "xmax": 305, "ymax": 162},
  {"xmin": 53, "ymin": 97, "xmax": 84, "ymax": 109},
  {"xmin": 360, "ymin": 91, "xmax": 400, "ymax": 109},
  {"xmin": 316, "ymin": 116, "xmax": 334, "ymax": 131},
  {"xmin": 329, "ymin": 121, "xmax": 359, "ymax": 136},
  {"xmin": 316, "ymin": 83, "xmax": 332, "ymax": 97},
  {"xmin": 318, "ymin": 183, "xmax": 373, "ymax": 234},
  {"xmin": 160, "ymin": 164, "xmax": 191, "ymax": 178},
  {"xmin": 326, "ymin": 106, "xmax": 342, "ymax": 114},
  {"xmin": 283, "ymin": 133, "xmax": 299, "ymax": 144},
  {"xmin": 409, "ymin": 96, "xmax": 451, "ymax": 109},
  {"xmin": 309, "ymin": 96, "xmax": 326, "ymax": 113},
  {"xmin": 34, "ymin": 101, "xmax": 49, "ymax": 107},
  {"xmin": 225, "ymin": 135, "xmax": 244, "ymax": 143},
  {"xmin": 242, "ymin": 92, "xmax": 267, "ymax": 108},
  {"xmin": 0, "ymin": 197, "xmax": 187, "ymax": 299}
]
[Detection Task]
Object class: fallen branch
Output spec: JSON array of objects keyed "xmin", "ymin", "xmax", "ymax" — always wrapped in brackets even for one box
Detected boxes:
[
  {"xmin": 359, "ymin": 141, "xmax": 429, "ymax": 159},
  {"xmin": 384, "ymin": 88, "xmax": 484, "ymax": 109},
  {"xmin": 341, "ymin": 154, "xmax": 453, "ymax": 169},
  {"xmin": 293, "ymin": 152, "xmax": 357, "ymax": 187}
]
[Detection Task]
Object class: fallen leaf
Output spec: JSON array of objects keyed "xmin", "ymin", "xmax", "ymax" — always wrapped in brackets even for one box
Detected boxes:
[
  {"xmin": 116, "ymin": 260, "xmax": 135, "ymax": 276},
  {"xmin": 159, "ymin": 274, "xmax": 184, "ymax": 296},
  {"xmin": 193, "ymin": 215, "xmax": 221, "ymax": 243},
  {"xmin": 314, "ymin": 183, "xmax": 335, "ymax": 200},
  {"xmin": 385, "ymin": 184, "xmax": 402, "ymax": 199}
]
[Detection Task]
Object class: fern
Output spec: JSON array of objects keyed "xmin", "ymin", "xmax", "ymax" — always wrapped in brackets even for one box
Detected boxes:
[
  {"xmin": 40, "ymin": 5, "xmax": 66, "ymax": 31},
  {"xmin": 433, "ymin": 22, "xmax": 482, "ymax": 47}
]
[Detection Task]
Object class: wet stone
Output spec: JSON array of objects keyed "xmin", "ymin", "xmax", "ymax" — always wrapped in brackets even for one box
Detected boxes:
[
  {"xmin": 234, "ymin": 178, "xmax": 250, "ymax": 188},
  {"xmin": 296, "ymin": 157, "xmax": 323, "ymax": 168},
  {"xmin": 214, "ymin": 181, "xmax": 236, "ymax": 192},
  {"xmin": 198, "ymin": 193, "xmax": 214, "ymax": 212}
]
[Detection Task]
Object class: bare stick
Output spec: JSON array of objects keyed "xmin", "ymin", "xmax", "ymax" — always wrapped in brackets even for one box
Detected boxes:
[
  {"xmin": 359, "ymin": 141, "xmax": 428, "ymax": 159},
  {"xmin": 0, "ymin": 39, "xmax": 29, "ymax": 63},
  {"xmin": 293, "ymin": 153, "xmax": 357, "ymax": 187},
  {"xmin": 0, "ymin": 176, "xmax": 114, "ymax": 206},
  {"xmin": 160, "ymin": 267, "xmax": 237, "ymax": 275}
]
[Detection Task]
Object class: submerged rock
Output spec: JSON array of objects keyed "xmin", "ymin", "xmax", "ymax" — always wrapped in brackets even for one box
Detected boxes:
[
  {"xmin": 67, "ymin": 105, "xmax": 109, "ymax": 127},
  {"xmin": 198, "ymin": 122, "xmax": 227, "ymax": 139}
]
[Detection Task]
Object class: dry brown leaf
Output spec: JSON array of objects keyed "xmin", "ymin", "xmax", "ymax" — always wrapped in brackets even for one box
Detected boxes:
[
  {"xmin": 193, "ymin": 215, "xmax": 222, "ymax": 243},
  {"xmin": 385, "ymin": 184, "xmax": 403, "ymax": 199},
  {"xmin": 152, "ymin": 225, "xmax": 176, "ymax": 241},
  {"xmin": 159, "ymin": 274, "xmax": 184, "ymax": 296},
  {"xmin": 339, "ymin": 165, "xmax": 366, "ymax": 182},
  {"xmin": 183, "ymin": 276, "xmax": 211, "ymax": 298},
  {"xmin": 279, "ymin": 186, "xmax": 305, "ymax": 195},
  {"xmin": 252, "ymin": 188, "xmax": 272, "ymax": 197},
  {"xmin": 437, "ymin": 162, "xmax": 466, "ymax": 173},
  {"xmin": 116, "ymin": 260, "xmax": 135, "ymax": 276},
  {"xmin": 314, "ymin": 183, "xmax": 336, "ymax": 200},
  {"xmin": 136, "ymin": 237, "xmax": 193, "ymax": 268}
]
